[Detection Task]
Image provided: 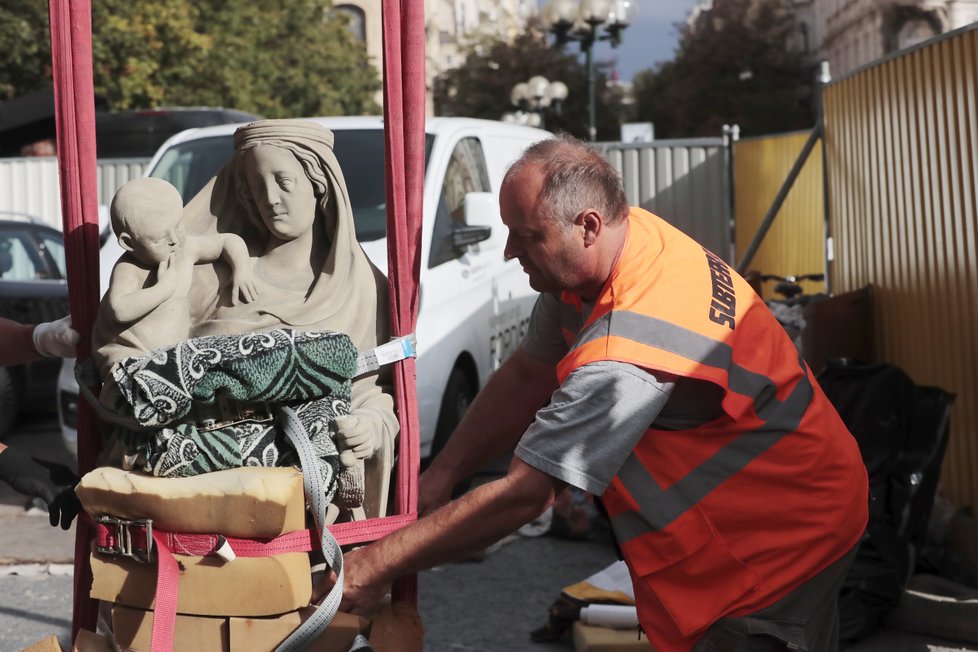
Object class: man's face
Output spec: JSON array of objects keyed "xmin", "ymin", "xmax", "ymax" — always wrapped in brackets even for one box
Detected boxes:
[{"xmin": 500, "ymin": 165, "xmax": 586, "ymax": 294}]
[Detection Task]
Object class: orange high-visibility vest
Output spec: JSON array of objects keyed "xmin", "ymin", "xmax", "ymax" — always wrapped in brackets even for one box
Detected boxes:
[{"xmin": 556, "ymin": 208, "xmax": 868, "ymax": 651}]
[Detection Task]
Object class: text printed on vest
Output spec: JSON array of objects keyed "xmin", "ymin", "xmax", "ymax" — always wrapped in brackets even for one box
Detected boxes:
[{"xmin": 703, "ymin": 248, "xmax": 736, "ymax": 330}]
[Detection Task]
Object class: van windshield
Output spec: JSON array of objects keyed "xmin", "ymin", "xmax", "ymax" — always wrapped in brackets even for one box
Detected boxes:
[{"xmin": 149, "ymin": 129, "xmax": 434, "ymax": 242}]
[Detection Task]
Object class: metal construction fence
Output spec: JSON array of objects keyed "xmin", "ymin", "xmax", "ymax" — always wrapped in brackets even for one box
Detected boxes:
[
  {"xmin": 597, "ymin": 137, "xmax": 733, "ymax": 262},
  {"xmin": 0, "ymin": 157, "xmax": 147, "ymax": 229},
  {"xmin": 733, "ymin": 131, "xmax": 827, "ymax": 299},
  {"xmin": 823, "ymin": 25, "xmax": 978, "ymax": 510}
]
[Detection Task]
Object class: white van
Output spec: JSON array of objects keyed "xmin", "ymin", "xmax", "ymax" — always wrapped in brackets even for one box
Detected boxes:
[{"xmin": 57, "ymin": 117, "xmax": 551, "ymax": 460}]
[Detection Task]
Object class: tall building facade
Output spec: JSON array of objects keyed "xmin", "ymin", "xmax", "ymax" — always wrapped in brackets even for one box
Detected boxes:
[
  {"xmin": 686, "ymin": 0, "xmax": 978, "ymax": 79},
  {"xmin": 813, "ymin": 0, "xmax": 978, "ymax": 78}
]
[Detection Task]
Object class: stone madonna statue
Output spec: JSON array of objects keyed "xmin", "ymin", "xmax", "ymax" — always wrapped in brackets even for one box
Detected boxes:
[{"xmin": 93, "ymin": 120, "xmax": 399, "ymax": 522}]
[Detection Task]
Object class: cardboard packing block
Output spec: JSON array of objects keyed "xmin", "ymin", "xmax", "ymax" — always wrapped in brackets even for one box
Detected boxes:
[
  {"xmin": 112, "ymin": 604, "xmax": 368, "ymax": 652},
  {"xmin": 80, "ymin": 466, "xmax": 312, "ymax": 616},
  {"xmin": 21, "ymin": 635, "xmax": 64, "ymax": 652},
  {"xmin": 367, "ymin": 601, "xmax": 424, "ymax": 652},
  {"xmin": 89, "ymin": 541, "xmax": 311, "ymax": 616},
  {"xmin": 572, "ymin": 622, "xmax": 651, "ymax": 652},
  {"xmin": 70, "ymin": 630, "xmax": 113, "ymax": 652}
]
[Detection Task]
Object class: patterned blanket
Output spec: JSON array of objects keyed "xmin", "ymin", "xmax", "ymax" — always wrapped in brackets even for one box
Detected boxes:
[{"xmin": 110, "ymin": 329, "xmax": 358, "ymax": 498}]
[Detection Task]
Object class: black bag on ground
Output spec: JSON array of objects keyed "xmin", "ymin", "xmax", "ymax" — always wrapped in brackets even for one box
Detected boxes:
[{"xmin": 815, "ymin": 359, "xmax": 954, "ymax": 641}]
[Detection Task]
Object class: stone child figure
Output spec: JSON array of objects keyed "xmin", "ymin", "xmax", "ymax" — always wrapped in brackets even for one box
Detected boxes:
[{"xmin": 93, "ymin": 178, "xmax": 260, "ymax": 377}]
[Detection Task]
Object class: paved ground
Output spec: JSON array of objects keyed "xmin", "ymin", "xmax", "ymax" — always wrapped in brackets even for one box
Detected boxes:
[{"xmin": 2, "ymin": 414, "xmax": 977, "ymax": 651}]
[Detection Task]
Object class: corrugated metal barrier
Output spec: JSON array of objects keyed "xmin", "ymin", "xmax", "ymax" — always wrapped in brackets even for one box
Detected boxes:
[
  {"xmin": 597, "ymin": 138, "xmax": 733, "ymax": 262},
  {"xmin": 823, "ymin": 25, "xmax": 978, "ymax": 510},
  {"xmin": 734, "ymin": 131, "xmax": 827, "ymax": 300},
  {"xmin": 0, "ymin": 157, "xmax": 148, "ymax": 229}
]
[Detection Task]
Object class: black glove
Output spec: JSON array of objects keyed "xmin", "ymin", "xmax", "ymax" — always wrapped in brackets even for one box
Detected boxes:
[{"xmin": 0, "ymin": 448, "xmax": 81, "ymax": 530}]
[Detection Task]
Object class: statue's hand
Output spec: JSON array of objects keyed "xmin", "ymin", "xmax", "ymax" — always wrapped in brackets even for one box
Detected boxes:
[
  {"xmin": 231, "ymin": 270, "xmax": 261, "ymax": 305},
  {"xmin": 334, "ymin": 415, "xmax": 377, "ymax": 460},
  {"xmin": 156, "ymin": 254, "xmax": 179, "ymax": 297}
]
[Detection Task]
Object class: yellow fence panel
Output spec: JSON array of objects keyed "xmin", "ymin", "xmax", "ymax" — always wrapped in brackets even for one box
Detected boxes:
[
  {"xmin": 824, "ymin": 26, "xmax": 978, "ymax": 510},
  {"xmin": 734, "ymin": 132, "xmax": 826, "ymax": 300}
]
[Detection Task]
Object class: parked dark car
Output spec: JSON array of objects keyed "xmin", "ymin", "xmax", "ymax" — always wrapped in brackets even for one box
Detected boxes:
[
  {"xmin": 95, "ymin": 107, "xmax": 261, "ymax": 158},
  {"xmin": 0, "ymin": 213, "xmax": 70, "ymax": 439}
]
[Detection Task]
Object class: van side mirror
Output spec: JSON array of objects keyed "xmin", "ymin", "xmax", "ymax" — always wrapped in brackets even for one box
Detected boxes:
[
  {"xmin": 452, "ymin": 224, "xmax": 491, "ymax": 249},
  {"xmin": 461, "ymin": 192, "xmax": 506, "ymax": 251}
]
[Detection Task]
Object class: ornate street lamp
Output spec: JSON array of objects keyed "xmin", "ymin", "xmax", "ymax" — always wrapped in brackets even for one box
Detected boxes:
[
  {"xmin": 504, "ymin": 76, "xmax": 569, "ymax": 129},
  {"xmin": 540, "ymin": 0, "xmax": 637, "ymax": 141}
]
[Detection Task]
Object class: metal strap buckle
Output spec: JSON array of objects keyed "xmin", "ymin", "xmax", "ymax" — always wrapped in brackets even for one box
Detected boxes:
[
  {"xmin": 198, "ymin": 395, "xmax": 274, "ymax": 432},
  {"xmin": 95, "ymin": 515, "xmax": 154, "ymax": 563}
]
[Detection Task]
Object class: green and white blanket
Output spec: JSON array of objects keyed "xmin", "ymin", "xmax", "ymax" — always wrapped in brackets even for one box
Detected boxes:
[{"xmin": 110, "ymin": 329, "xmax": 358, "ymax": 498}]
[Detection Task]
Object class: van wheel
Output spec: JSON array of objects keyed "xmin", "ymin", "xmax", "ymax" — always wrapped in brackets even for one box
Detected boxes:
[
  {"xmin": 0, "ymin": 368, "xmax": 21, "ymax": 441},
  {"xmin": 428, "ymin": 367, "xmax": 475, "ymax": 494},
  {"xmin": 432, "ymin": 367, "xmax": 475, "ymax": 456}
]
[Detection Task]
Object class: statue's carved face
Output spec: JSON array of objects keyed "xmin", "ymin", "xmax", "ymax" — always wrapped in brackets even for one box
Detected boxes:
[
  {"xmin": 124, "ymin": 208, "xmax": 186, "ymax": 266},
  {"xmin": 243, "ymin": 145, "xmax": 317, "ymax": 242}
]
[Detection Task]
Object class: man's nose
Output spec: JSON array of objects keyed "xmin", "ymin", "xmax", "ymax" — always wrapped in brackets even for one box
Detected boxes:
[{"xmin": 503, "ymin": 234, "xmax": 519, "ymax": 261}]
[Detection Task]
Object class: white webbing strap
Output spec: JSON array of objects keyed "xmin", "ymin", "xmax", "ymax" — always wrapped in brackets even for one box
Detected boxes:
[
  {"xmin": 275, "ymin": 406, "xmax": 372, "ymax": 652},
  {"xmin": 355, "ymin": 334, "xmax": 416, "ymax": 378}
]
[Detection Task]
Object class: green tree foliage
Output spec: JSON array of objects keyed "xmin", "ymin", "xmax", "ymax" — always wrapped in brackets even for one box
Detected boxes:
[
  {"xmin": 1, "ymin": 0, "xmax": 379, "ymax": 116},
  {"xmin": 0, "ymin": 0, "xmax": 51, "ymax": 100},
  {"xmin": 433, "ymin": 24, "xmax": 626, "ymax": 141},
  {"xmin": 631, "ymin": 0, "xmax": 813, "ymax": 138}
]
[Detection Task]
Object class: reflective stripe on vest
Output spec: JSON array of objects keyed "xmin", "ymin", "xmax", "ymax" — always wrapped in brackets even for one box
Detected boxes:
[{"xmin": 573, "ymin": 309, "xmax": 814, "ymax": 539}]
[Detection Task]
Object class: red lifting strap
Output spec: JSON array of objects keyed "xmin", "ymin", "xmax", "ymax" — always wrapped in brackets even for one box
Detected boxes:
[
  {"xmin": 48, "ymin": 0, "xmax": 103, "ymax": 640},
  {"xmin": 382, "ymin": 0, "xmax": 426, "ymax": 606}
]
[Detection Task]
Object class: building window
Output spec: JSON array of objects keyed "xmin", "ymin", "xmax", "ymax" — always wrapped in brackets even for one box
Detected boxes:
[{"xmin": 335, "ymin": 4, "xmax": 366, "ymax": 43}]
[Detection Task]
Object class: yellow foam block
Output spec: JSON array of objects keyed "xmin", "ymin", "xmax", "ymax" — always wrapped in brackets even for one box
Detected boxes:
[{"xmin": 76, "ymin": 466, "xmax": 307, "ymax": 538}]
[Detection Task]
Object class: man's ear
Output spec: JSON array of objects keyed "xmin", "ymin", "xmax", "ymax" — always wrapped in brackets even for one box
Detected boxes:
[
  {"xmin": 579, "ymin": 210, "xmax": 601, "ymax": 247},
  {"xmin": 118, "ymin": 232, "xmax": 135, "ymax": 253}
]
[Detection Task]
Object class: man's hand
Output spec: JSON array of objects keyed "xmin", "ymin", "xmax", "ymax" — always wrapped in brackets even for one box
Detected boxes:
[
  {"xmin": 32, "ymin": 316, "xmax": 80, "ymax": 358},
  {"xmin": 334, "ymin": 415, "xmax": 377, "ymax": 461},
  {"xmin": 0, "ymin": 449, "xmax": 80, "ymax": 529},
  {"xmin": 340, "ymin": 546, "xmax": 391, "ymax": 616}
]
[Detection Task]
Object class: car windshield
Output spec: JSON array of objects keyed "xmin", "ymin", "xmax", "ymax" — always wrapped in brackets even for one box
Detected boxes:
[{"xmin": 149, "ymin": 129, "xmax": 434, "ymax": 242}]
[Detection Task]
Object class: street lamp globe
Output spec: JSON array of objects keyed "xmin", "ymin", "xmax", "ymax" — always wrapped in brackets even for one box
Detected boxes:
[
  {"xmin": 540, "ymin": 0, "xmax": 636, "ymax": 141},
  {"xmin": 580, "ymin": 0, "xmax": 612, "ymax": 26},
  {"xmin": 548, "ymin": 80, "xmax": 569, "ymax": 103},
  {"xmin": 527, "ymin": 76, "xmax": 551, "ymax": 101},
  {"xmin": 607, "ymin": 0, "xmax": 637, "ymax": 29},
  {"xmin": 510, "ymin": 82, "xmax": 530, "ymax": 106}
]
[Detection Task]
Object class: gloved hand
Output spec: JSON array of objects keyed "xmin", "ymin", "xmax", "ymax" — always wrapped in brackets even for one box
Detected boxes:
[
  {"xmin": 32, "ymin": 315, "xmax": 80, "ymax": 358},
  {"xmin": 0, "ymin": 448, "xmax": 81, "ymax": 530}
]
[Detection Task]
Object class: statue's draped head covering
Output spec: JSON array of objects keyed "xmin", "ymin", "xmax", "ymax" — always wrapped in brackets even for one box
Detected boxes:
[{"xmin": 184, "ymin": 119, "xmax": 389, "ymax": 351}]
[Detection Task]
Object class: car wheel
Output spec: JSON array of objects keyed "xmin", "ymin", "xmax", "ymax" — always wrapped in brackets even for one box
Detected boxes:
[
  {"xmin": 0, "ymin": 367, "xmax": 22, "ymax": 441},
  {"xmin": 427, "ymin": 366, "xmax": 476, "ymax": 494},
  {"xmin": 432, "ymin": 367, "xmax": 475, "ymax": 455}
]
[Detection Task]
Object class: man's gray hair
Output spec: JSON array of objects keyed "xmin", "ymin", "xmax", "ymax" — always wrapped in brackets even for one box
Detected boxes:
[{"xmin": 505, "ymin": 134, "xmax": 629, "ymax": 228}]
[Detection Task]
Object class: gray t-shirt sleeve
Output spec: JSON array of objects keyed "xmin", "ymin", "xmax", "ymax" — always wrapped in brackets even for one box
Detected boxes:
[
  {"xmin": 515, "ymin": 361, "xmax": 675, "ymax": 495},
  {"xmin": 520, "ymin": 292, "xmax": 568, "ymax": 365}
]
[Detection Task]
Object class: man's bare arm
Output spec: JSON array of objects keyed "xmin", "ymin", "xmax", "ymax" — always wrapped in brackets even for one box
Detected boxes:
[
  {"xmin": 341, "ymin": 457, "xmax": 565, "ymax": 614},
  {"xmin": 420, "ymin": 347, "xmax": 557, "ymax": 512}
]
